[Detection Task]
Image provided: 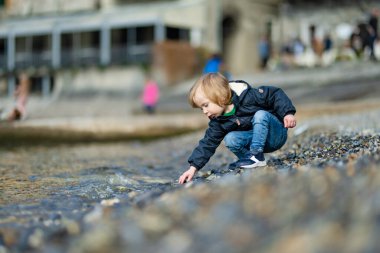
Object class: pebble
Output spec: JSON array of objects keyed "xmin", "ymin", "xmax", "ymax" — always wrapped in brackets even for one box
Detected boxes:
[
  {"xmin": 27, "ymin": 229, "xmax": 43, "ymax": 249},
  {"xmin": 61, "ymin": 219, "xmax": 80, "ymax": 235},
  {"xmin": 100, "ymin": 198, "xmax": 120, "ymax": 207}
]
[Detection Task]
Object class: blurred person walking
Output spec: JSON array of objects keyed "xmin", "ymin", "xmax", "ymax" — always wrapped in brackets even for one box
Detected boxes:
[
  {"xmin": 323, "ymin": 33, "xmax": 333, "ymax": 52},
  {"xmin": 350, "ymin": 26, "xmax": 362, "ymax": 57},
  {"xmin": 203, "ymin": 53, "xmax": 231, "ymax": 80},
  {"xmin": 357, "ymin": 17, "xmax": 377, "ymax": 60},
  {"xmin": 293, "ymin": 37, "xmax": 305, "ymax": 56},
  {"xmin": 141, "ymin": 75, "xmax": 159, "ymax": 114},
  {"xmin": 258, "ymin": 36, "xmax": 271, "ymax": 69},
  {"xmin": 203, "ymin": 53, "xmax": 222, "ymax": 74},
  {"xmin": 368, "ymin": 8, "xmax": 379, "ymax": 61},
  {"xmin": 4, "ymin": 73, "xmax": 30, "ymax": 121}
]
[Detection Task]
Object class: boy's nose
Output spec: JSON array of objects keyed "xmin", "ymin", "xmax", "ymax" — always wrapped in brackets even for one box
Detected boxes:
[{"xmin": 202, "ymin": 108, "xmax": 208, "ymax": 114}]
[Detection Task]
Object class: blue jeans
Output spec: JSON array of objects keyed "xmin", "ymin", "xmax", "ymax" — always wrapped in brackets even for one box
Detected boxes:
[{"xmin": 224, "ymin": 110, "xmax": 288, "ymax": 159}]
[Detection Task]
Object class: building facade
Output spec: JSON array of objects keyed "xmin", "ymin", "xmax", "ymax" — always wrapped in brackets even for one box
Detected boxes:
[
  {"xmin": 1, "ymin": 0, "xmax": 377, "ymax": 96},
  {"xmin": 0, "ymin": 0, "xmax": 214, "ymax": 95}
]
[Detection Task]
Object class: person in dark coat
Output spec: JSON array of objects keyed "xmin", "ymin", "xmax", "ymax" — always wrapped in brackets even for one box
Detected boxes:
[
  {"xmin": 258, "ymin": 36, "xmax": 271, "ymax": 69},
  {"xmin": 368, "ymin": 8, "xmax": 379, "ymax": 60},
  {"xmin": 178, "ymin": 73, "xmax": 296, "ymax": 184}
]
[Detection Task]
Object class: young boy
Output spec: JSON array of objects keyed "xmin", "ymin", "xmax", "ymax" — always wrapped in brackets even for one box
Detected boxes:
[{"xmin": 178, "ymin": 73, "xmax": 296, "ymax": 184}]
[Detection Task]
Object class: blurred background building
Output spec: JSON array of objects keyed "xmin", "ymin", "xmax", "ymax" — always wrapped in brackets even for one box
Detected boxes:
[{"xmin": 0, "ymin": 0, "xmax": 379, "ymax": 96}]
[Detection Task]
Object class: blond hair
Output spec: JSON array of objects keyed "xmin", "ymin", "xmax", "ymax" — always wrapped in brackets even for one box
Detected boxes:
[{"xmin": 188, "ymin": 73, "xmax": 231, "ymax": 108}]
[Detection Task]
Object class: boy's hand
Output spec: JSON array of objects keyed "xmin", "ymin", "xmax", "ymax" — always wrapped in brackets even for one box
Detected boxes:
[
  {"xmin": 178, "ymin": 166, "xmax": 197, "ymax": 184},
  {"xmin": 284, "ymin": 114, "xmax": 296, "ymax": 128}
]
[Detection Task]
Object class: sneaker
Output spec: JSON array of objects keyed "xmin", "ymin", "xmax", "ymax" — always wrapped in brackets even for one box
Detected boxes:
[
  {"xmin": 228, "ymin": 161, "xmax": 239, "ymax": 170},
  {"xmin": 235, "ymin": 152, "xmax": 266, "ymax": 169}
]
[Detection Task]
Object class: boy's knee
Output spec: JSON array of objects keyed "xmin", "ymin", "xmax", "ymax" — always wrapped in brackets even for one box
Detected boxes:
[
  {"xmin": 224, "ymin": 132, "xmax": 242, "ymax": 149},
  {"xmin": 224, "ymin": 132, "xmax": 235, "ymax": 147},
  {"xmin": 253, "ymin": 110, "xmax": 270, "ymax": 123}
]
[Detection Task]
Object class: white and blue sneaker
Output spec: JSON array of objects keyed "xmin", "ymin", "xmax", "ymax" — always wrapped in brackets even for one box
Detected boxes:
[
  {"xmin": 235, "ymin": 152, "xmax": 266, "ymax": 169},
  {"xmin": 228, "ymin": 161, "xmax": 239, "ymax": 170}
]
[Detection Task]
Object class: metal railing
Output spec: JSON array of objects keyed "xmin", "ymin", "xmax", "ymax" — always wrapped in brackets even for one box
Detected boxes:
[
  {"xmin": 61, "ymin": 48, "xmax": 101, "ymax": 67},
  {"xmin": 111, "ymin": 44, "xmax": 152, "ymax": 64},
  {"xmin": 2, "ymin": 44, "xmax": 152, "ymax": 70},
  {"xmin": 14, "ymin": 51, "xmax": 52, "ymax": 69}
]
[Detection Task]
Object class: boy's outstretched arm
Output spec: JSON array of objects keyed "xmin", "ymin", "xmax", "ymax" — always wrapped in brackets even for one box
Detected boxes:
[{"xmin": 178, "ymin": 166, "xmax": 197, "ymax": 184}]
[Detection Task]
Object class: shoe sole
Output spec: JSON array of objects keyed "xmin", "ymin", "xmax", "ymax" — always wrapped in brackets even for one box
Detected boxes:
[{"xmin": 240, "ymin": 161, "xmax": 267, "ymax": 169}]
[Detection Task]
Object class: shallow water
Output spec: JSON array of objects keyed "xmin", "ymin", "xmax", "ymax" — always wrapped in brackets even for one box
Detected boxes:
[
  {"xmin": 0, "ymin": 140, "xmax": 171, "ymax": 250},
  {"xmin": 0, "ymin": 132, "xmax": 236, "ymax": 249},
  {"xmin": 0, "ymin": 142, "xmax": 179, "ymax": 210}
]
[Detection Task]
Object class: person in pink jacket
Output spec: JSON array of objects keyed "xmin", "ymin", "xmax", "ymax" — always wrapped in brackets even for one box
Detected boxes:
[{"xmin": 141, "ymin": 77, "xmax": 159, "ymax": 114}]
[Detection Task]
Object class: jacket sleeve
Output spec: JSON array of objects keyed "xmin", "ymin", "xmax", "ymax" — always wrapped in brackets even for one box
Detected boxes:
[
  {"xmin": 188, "ymin": 120, "xmax": 227, "ymax": 170},
  {"xmin": 256, "ymin": 86, "xmax": 296, "ymax": 119}
]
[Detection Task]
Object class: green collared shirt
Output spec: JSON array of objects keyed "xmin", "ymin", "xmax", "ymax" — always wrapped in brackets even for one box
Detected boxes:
[{"xmin": 223, "ymin": 105, "xmax": 236, "ymax": 116}]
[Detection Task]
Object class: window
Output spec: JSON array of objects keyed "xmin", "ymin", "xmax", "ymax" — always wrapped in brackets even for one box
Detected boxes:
[
  {"xmin": 15, "ymin": 37, "xmax": 30, "ymax": 53},
  {"xmin": 0, "ymin": 38, "xmax": 6, "ymax": 69},
  {"xmin": 166, "ymin": 26, "xmax": 190, "ymax": 41},
  {"xmin": 81, "ymin": 31, "xmax": 100, "ymax": 48},
  {"xmin": 136, "ymin": 26, "xmax": 154, "ymax": 45},
  {"xmin": 0, "ymin": 38, "xmax": 6, "ymax": 54},
  {"xmin": 61, "ymin": 33, "xmax": 74, "ymax": 50},
  {"xmin": 32, "ymin": 35, "xmax": 50, "ymax": 53},
  {"xmin": 111, "ymin": 28, "xmax": 128, "ymax": 46}
]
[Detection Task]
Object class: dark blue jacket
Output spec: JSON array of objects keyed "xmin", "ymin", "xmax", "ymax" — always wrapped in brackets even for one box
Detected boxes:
[{"xmin": 188, "ymin": 80, "xmax": 296, "ymax": 170}]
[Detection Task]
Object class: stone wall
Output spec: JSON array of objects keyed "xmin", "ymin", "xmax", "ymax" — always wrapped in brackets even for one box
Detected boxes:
[{"xmin": 54, "ymin": 65, "xmax": 145, "ymax": 95}]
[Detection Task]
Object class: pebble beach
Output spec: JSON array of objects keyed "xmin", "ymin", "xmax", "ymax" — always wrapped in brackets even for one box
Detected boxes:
[{"xmin": 1, "ymin": 62, "xmax": 380, "ymax": 253}]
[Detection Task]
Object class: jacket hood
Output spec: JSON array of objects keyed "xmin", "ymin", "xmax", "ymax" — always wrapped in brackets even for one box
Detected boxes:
[
  {"xmin": 229, "ymin": 81, "xmax": 248, "ymax": 96},
  {"xmin": 229, "ymin": 80, "xmax": 251, "ymax": 107}
]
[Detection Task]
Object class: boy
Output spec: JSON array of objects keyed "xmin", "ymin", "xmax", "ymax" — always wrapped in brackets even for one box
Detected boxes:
[{"xmin": 178, "ymin": 73, "xmax": 296, "ymax": 184}]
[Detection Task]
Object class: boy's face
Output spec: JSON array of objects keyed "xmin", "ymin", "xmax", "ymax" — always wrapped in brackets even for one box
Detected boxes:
[{"xmin": 193, "ymin": 88, "xmax": 225, "ymax": 119}]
